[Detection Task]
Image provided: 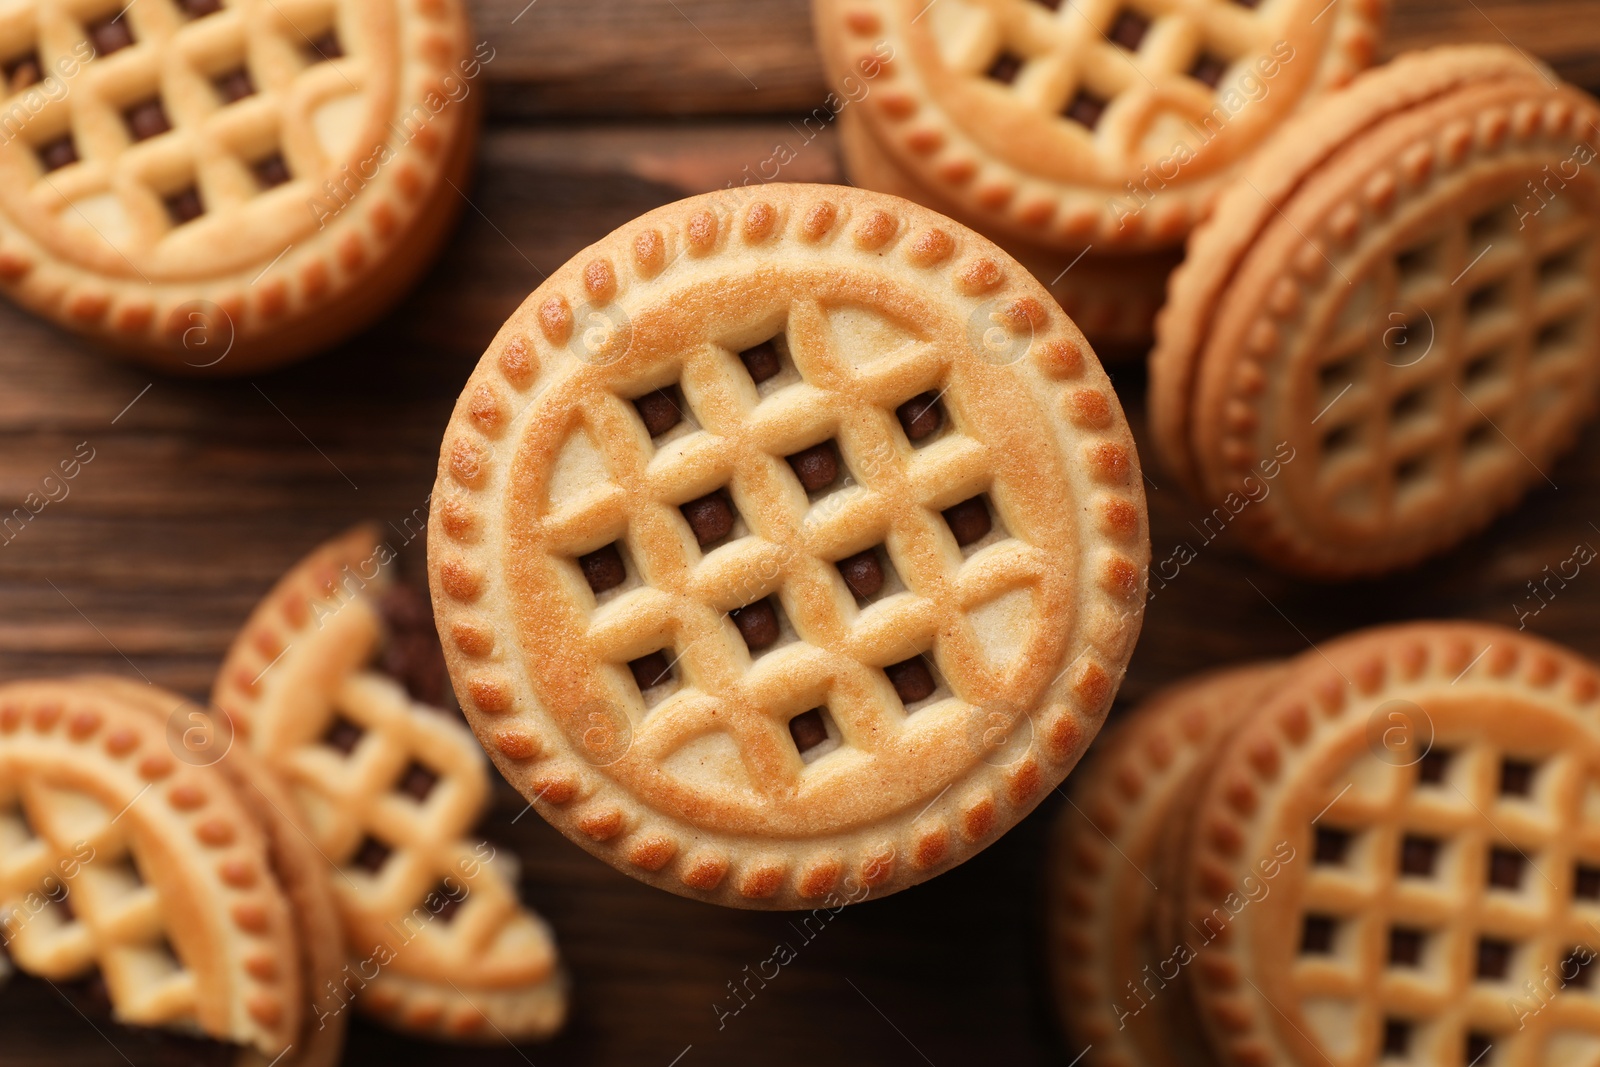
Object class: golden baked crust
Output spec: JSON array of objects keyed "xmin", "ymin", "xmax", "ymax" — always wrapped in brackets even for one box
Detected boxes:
[
  {"xmin": 1049, "ymin": 663, "xmax": 1284, "ymax": 1067},
  {"xmin": 813, "ymin": 0, "xmax": 1387, "ymax": 252},
  {"xmin": 0, "ymin": 0, "xmax": 480, "ymax": 374},
  {"xmin": 1149, "ymin": 47, "xmax": 1600, "ymax": 576},
  {"xmin": 0, "ymin": 678, "xmax": 310, "ymax": 1060},
  {"xmin": 838, "ymin": 104, "xmax": 1180, "ymax": 353},
  {"xmin": 429, "ymin": 183, "xmax": 1149, "ymax": 908},
  {"xmin": 1172, "ymin": 623, "xmax": 1600, "ymax": 1067},
  {"xmin": 212, "ymin": 525, "xmax": 568, "ymax": 1042}
]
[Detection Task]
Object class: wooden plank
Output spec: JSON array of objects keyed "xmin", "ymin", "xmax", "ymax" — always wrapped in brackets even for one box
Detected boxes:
[
  {"xmin": 474, "ymin": 0, "xmax": 1600, "ymax": 118},
  {"xmin": 4, "ymin": 108, "xmax": 1600, "ymax": 1064}
]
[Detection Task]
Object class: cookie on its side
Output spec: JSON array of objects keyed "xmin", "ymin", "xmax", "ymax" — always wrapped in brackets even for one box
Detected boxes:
[
  {"xmin": 212, "ymin": 525, "xmax": 568, "ymax": 1043},
  {"xmin": 1172, "ymin": 623, "xmax": 1600, "ymax": 1067},
  {"xmin": 429, "ymin": 183, "xmax": 1149, "ymax": 908},
  {"xmin": 0, "ymin": 678, "xmax": 344, "ymax": 1067},
  {"xmin": 1050, "ymin": 663, "xmax": 1285, "ymax": 1067},
  {"xmin": 1151, "ymin": 47, "xmax": 1600, "ymax": 576},
  {"xmin": 0, "ymin": 0, "xmax": 482, "ymax": 374}
]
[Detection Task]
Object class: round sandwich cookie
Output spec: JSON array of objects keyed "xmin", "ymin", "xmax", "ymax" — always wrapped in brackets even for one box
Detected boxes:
[
  {"xmin": 0, "ymin": 0, "xmax": 482, "ymax": 375},
  {"xmin": 1050, "ymin": 662, "xmax": 1286, "ymax": 1067},
  {"xmin": 0, "ymin": 678, "xmax": 345, "ymax": 1067},
  {"xmin": 1151, "ymin": 47, "xmax": 1600, "ymax": 577},
  {"xmin": 1169, "ymin": 623, "xmax": 1600, "ymax": 1067},
  {"xmin": 812, "ymin": 0, "xmax": 1387, "ymax": 254},
  {"xmin": 212, "ymin": 524, "xmax": 568, "ymax": 1043},
  {"xmin": 428, "ymin": 183, "xmax": 1149, "ymax": 909}
]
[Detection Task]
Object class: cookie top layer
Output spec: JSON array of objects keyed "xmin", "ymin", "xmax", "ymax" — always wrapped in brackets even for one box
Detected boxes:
[
  {"xmin": 1050, "ymin": 662, "xmax": 1285, "ymax": 1067},
  {"xmin": 813, "ymin": 0, "xmax": 1386, "ymax": 252},
  {"xmin": 0, "ymin": 0, "xmax": 475, "ymax": 369},
  {"xmin": 0, "ymin": 678, "xmax": 305, "ymax": 1057},
  {"xmin": 429, "ymin": 183, "xmax": 1149, "ymax": 908},
  {"xmin": 1174, "ymin": 622, "xmax": 1600, "ymax": 1067},
  {"xmin": 212, "ymin": 524, "xmax": 568, "ymax": 1042},
  {"xmin": 1150, "ymin": 46, "xmax": 1600, "ymax": 576}
]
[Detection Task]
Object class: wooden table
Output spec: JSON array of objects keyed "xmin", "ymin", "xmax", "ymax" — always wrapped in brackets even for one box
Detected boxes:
[{"xmin": 4, "ymin": 1, "xmax": 1600, "ymax": 1064}]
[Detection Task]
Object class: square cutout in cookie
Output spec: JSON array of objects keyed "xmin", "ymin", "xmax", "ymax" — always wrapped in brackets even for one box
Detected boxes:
[
  {"xmin": 1417, "ymin": 747, "xmax": 1453, "ymax": 785},
  {"xmin": 1575, "ymin": 862, "xmax": 1600, "ymax": 900},
  {"xmin": 1388, "ymin": 927, "xmax": 1426, "ymax": 968},
  {"xmin": 1399, "ymin": 833, "xmax": 1441, "ymax": 878},
  {"xmin": 1475, "ymin": 936, "xmax": 1515, "ymax": 981},
  {"xmin": 395, "ymin": 759, "xmax": 439, "ymax": 803},
  {"xmin": 577, "ymin": 539, "xmax": 640, "ymax": 603},
  {"xmin": 986, "ymin": 51, "xmax": 1023, "ymax": 86},
  {"xmin": 737, "ymin": 335, "xmax": 798, "ymax": 396},
  {"xmin": 213, "ymin": 65, "xmax": 256, "ymax": 104},
  {"xmin": 1536, "ymin": 317, "xmax": 1580, "ymax": 362},
  {"xmin": 1300, "ymin": 913, "xmax": 1338, "ymax": 955},
  {"xmin": 1466, "ymin": 282, "xmax": 1508, "ymax": 323},
  {"xmin": 1487, "ymin": 846, "xmax": 1527, "ymax": 891},
  {"xmin": 253, "ymin": 152, "xmax": 291, "ymax": 189},
  {"xmin": 942, "ymin": 493, "xmax": 996, "ymax": 554},
  {"xmin": 1318, "ymin": 354, "xmax": 1362, "ymax": 402},
  {"xmin": 1397, "ymin": 238, "xmax": 1443, "ymax": 290},
  {"xmin": 631, "ymin": 383, "xmax": 691, "ymax": 441},
  {"xmin": 350, "ymin": 834, "xmax": 392, "ymax": 873},
  {"xmin": 123, "ymin": 97, "xmax": 170, "ymax": 142},
  {"xmin": 895, "ymin": 390, "xmax": 948, "ymax": 448},
  {"xmin": 788, "ymin": 706, "xmax": 840, "ymax": 763},
  {"xmin": 86, "ymin": 15, "xmax": 135, "ymax": 56},
  {"xmin": 627, "ymin": 648, "xmax": 681, "ymax": 710},
  {"xmin": 1539, "ymin": 246, "xmax": 1585, "ymax": 288},
  {"xmin": 164, "ymin": 184, "xmax": 204, "ymax": 226},
  {"xmin": 786, "ymin": 440, "xmax": 844, "ymax": 501},
  {"xmin": 1394, "ymin": 453, "xmax": 1434, "ymax": 494},
  {"xmin": 1464, "ymin": 1032, "xmax": 1494, "ymax": 1064},
  {"xmin": 1063, "ymin": 89, "xmax": 1108, "ymax": 131},
  {"xmin": 1561, "ymin": 947, "xmax": 1596, "ymax": 989},
  {"xmin": 1030, "ymin": 0, "xmax": 1062, "ymax": 10},
  {"xmin": 305, "ymin": 28, "xmax": 343, "ymax": 62},
  {"xmin": 679, "ymin": 487, "xmax": 746, "ymax": 553},
  {"xmin": 1381, "ymin": 1018, "xmax": 1411, "ymax": 1058},
  {"xmin": 179, "ymin": 0, "xmax": 223, "ymax": 18},
  {"xmin": 4, "ymin": 51, "xmax": 42, "ymax": 94},
  {"xmin": 322, "ymin": 714, "xmax": 364, "ymax": 755},
  {"xmin": 1188, "ymin": 51, "xmax": 1228, "ymax": 88},
  {"xmin": 35, "ymin": 134, "xmax": 78, "ymax": 173},
  {"xmin": 425, "ymin": 881, "xmax": 463, "ymax": 923},
  {"xmin": 884, "ymin": 653, "xmax": 944, "ymax": 714},
  {"xmin": 1107, "ymin": 8, "xmax": 1149, "ymax": 51},
  {"xmin": 1469, "ymin": 205, "xmax": 1514, "ymax": 247},
  {"xmin": 1499, "ymin": 757, "xmax": 1537, "ymax": 797},
  {"xmin": 836, "ymin": 545, "xmax": 905, "ymax": 607},
  {"xmin": 1314, "ymin": 827, "xmax": 1353, "ymax": 866},
  {"xmin": 1390, "ymin": 385, "xmax": 1435, "ymax": 429},
  {"xmin": 729, "ymin": 596, "xmax": 795, "ymax": 659},
  {"xmin": 1464, "ymin": 350, "xmax": 1505, "ymax": 392}
]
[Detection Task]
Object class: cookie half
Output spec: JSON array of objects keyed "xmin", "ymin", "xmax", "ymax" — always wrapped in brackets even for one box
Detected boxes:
[
  {"xmin": 1150, "ymin": 47, "xmax": 1600, "ymax": 576},
  {"xmin": 0, "ymin": 0, "xmax": 481, "ymax": 374},
  {"xmin": 1171, "ymin": 622, "xmax": 1600, "ymax": 1067},
  {"xmin": 212, "ymin": 525, "xmax": 568, "ymax": 1043},
  {"xmin": 0, "ymin": 678, "xmax": 341, "ymax": 1066},
  {"xmin": 1050, "ymin": 662, "xmax": 1286, "ymax": 1067},
  {"xmin": 429, "ymin": 183, "xmax": 1149, "ymax": 908},
  {"xmin": 813, "ymin": 0, "xmax": 1387, "ymax": 252}
]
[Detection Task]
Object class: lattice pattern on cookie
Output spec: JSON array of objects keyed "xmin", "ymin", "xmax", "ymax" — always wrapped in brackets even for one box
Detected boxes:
[
  {"xmin": 1310, "ymin": 192, "xmax": 1598, "ymax": 527},
  {"xmin": 0, "ymin": 0, "xmax": 358, "ymax": 251},
  {"xmin": 276, "ymin": 669, "xmax": 554, "ymax": 986},
  {"xmin": 540, "ymin": 307, "xmax": 1049, "ymax": 795},
  {"xmin": 1296, "ymin": 738, "xmax": 1600, "ymax": 1065},
  {"xmin": 965, "ymin": 0, "xmax": 1280, "ymax": 141}
]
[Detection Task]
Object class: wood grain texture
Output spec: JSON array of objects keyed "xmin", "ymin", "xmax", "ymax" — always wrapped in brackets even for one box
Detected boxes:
[
  {"xmin": 474, "ymin": 0, "xmax": 1600, "ymax": 117},
  {"xmin": 4, "ymin": 2, "xmax": 1600, "ymax": 1065}
]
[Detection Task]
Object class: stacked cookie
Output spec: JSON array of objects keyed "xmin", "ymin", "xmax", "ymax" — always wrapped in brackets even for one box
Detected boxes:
[
  {"xmin": 427, "ymin": 183, "xmax": 1150, "ymax": 908},
  {"xmin": 1051, "ymin": 621, "xmax": 1600, "ymax": 1067},
  {"xmin": 812, "ymin": 0, "xmax": 1389, "ymax": 349},
  {"xmin": 1151, "ymin": 48, "xmax": 1600, "ymax": 577}
]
